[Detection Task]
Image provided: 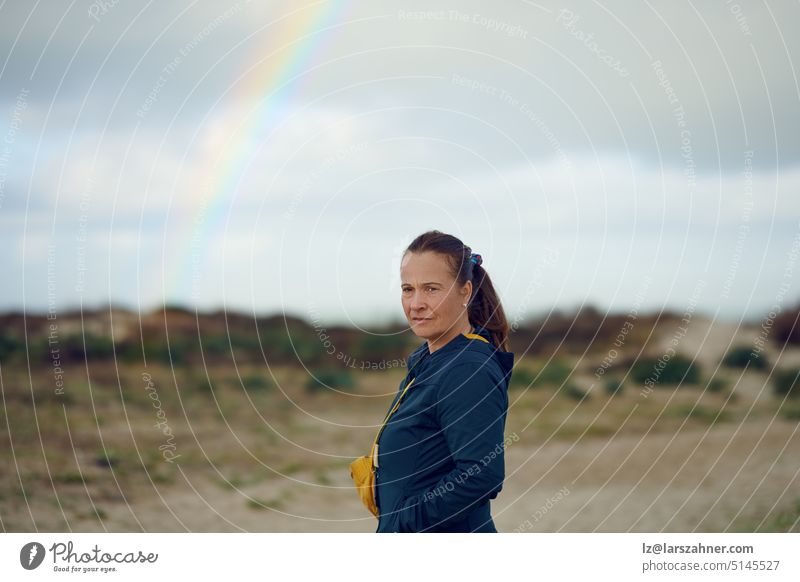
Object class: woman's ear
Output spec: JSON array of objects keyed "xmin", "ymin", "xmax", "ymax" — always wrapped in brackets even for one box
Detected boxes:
[{"xmin": 462, "ymin": 280, "xmax": 473, "ymax": 304}]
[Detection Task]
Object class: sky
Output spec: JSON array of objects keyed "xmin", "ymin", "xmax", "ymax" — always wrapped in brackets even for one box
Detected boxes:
[{"xmin": 1, "ymin": 0, "xmax": 799, "ymax": 326}]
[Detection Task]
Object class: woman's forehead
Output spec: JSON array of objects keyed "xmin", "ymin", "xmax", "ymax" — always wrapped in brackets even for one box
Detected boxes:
[
  {"xmin": 401, "ymin": 252, "xmax": 457, "ymax": 284},
  {"xmin": 401, "ymin": 252, "xmax": 446, "ymax": 272}
]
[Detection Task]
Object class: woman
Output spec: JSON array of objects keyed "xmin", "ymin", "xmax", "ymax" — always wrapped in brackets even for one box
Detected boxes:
[{"xmin": 374, "ymin": 230, "xmax": 515, "ymax": 533}]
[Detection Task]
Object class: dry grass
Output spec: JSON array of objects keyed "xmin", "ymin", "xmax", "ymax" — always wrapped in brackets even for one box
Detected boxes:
[{"xmin": 1, "ymin": 318, "xmax": 799, "ymax": 532}]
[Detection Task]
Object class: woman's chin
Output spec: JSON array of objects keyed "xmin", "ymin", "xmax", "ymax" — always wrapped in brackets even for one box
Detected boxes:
[{"xmin": 410, "ymin": 320, "xmax": 434, "ymax": 336}]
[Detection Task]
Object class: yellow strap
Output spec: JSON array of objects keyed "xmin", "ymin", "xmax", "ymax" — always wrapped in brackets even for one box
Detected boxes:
[
  {"xmin": 370, "ymin": 377, "xmax": 415, "ymax": 457},
  {"xmin": 463, "ymin": 332, "xmax": 489, "ymax": 343}
]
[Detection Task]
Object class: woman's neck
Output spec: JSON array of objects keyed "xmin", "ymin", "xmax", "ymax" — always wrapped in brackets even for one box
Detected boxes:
[{"xmin": 427, "ymin": 322, "xmax": 474, "ymax": 354}]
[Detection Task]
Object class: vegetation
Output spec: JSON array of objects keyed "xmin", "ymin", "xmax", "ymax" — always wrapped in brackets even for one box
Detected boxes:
[
  {"xmin": 305, "ymin": 368, "xmax": 355, "ymax": 393},
  {"xmin": 665, "ymin": 403, "xmax": 731, "ymax": 424},
  {"xmin": 773, "ymin": 368, "xmax": 800, "ymax": 399},
  {"xmin": 604, "ymin": 378, "xmax": 624, "ymax": 396},
  {"xmin": 242, "ymin": 374, "xmax": 273, "ymax": 392},
  {"xmin": 707, "ymin": 376, "xmax": 728, "ymax": 393},
  {"xmin": 510, "ymin": 359, "xmax": 574, "ymax": 389},
  {"xmin": 630, "ymin": 354, "xmax": 700, "ymax": 385},
  {"xmin": 510, "ymin": 365, "xmax": 538, "ymax": 388},
  {"xmin": 722, "ymin": 345, "xmax": 768, "ymax": 370},
  {"xmin": 779, "ymin": 401, "xmax": 800, "ymax": 421},
  {"xmin": 563, "ymin": 383, "xmax": 589, "ymax": 401}
]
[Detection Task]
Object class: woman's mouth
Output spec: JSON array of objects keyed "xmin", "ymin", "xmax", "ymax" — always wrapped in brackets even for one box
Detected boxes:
[{"xmin": 412, "ymin": 317, "xmax": 431, "ymax": 324}]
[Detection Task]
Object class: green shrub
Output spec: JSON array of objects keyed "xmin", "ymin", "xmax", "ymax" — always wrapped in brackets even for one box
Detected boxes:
[
  {"xmin": 186, "ymin": 372, "xmax": 213, "ymax": 394},
  {"xmin": 630, "ymin": 354, "xmax": 700, "ymax": 385},
  {"xmin": 722, "ymin": 346, "xmax": 768, "ymax": 370},
  {"xmin": 53, "ymin": 471, "xmax": 87, "ymax": 484},
  {"xmin": 84, "ymin": 334, "xmax": 116, "ymax": 359},
  {"xmin": 604, "ymin": 378, "xmax": 624, "ymax": 396},
  {"xmin": 57, "ymin": 333, "xmax": 115, "ymax": 361},
  {"xmin": 665, "ymin": 403, "xmax": 730, "ymax": 424},
  {"xmin": 511, "ymin": 360, "xmax": 573, "ymax": 389},
  {"xmin": 0, "ymin": 333, "xmax": 24, "ymax": 362},
  {"xmin": 306, "ymin": 368, "xmax": 355, "ymax": 393},
  {"xmin": 94, "ymin": 448, "xmax": 121, "ymax": 469},
  {"xmin": 247, "ymin": 497, "xmax": 283, "ymax": 510},
  {"xmin": 510, "ymin": 366, "xmax": 539, "ymax": 388},
  {"xmin": 353, "ymin": 333, "xmax": 409, "ymax": 360},
  {"xmin": 142, "ymin": 337, "xmax": 193, "ymax": 365},
  {"xmin": 762, "ymin": 498, "xmax": 800, "ymax": 531},
  {"xmin": 707, "ymin": 377, "xmax": 728, "ymax": 392},
  {"xmin": 773, "ymin": 368, "xmax": 800, "ymax": 399},
  {"xmin": 563, "ymin": 383, "xmax": 589, "ymax": 401},
  {"xmin": 242, "ymin": 374, "xmax": 272, "ymax": 392},
  {"xmin": 202, "ymin": 335, "xmax": 232, "ymax": 357},
  {"xmin": 536, "ymin": 360, "xmax": 573, "ymax": 386},
  {"xmin": 258, "ymin": 329, "xmax": 325, "ymax": 363},
  {"xmin": 226, "ymin": 334, "xmax": 265, "ymax": 358},
  {"xmin": 117, "ymin": 340, "xmax": 143, "ymax": 362},
  {"xmin": 779, "ymin": 401, "xmax": 800, "ymax": 421}
]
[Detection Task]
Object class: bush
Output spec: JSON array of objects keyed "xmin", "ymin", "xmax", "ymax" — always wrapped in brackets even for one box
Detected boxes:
[
  {"xmin": 353, "ymin": 333, "xmax": 410, "ymax": 360},
  {"xmin": 258, "ymin": 329, "xmax": 325, "ymax": 364},
  {"xmin": 536, "ymin": 359, "xmax": 573, "ymax": 386},
  {"xmin": 665, "ymin": 403, "xmax": 731, "ymax": 424},
  {"xmin": 563, "ymin": 383, "xmax": 589, "ymax": 401},
  {"xmin": 779, "ymin": 401, "xmax": 800, "ymax": 421},
  {"xmin": 142, "ymin": 337, "xmax": 193, "ymax": 365},
  {"xmin": 604, "ymin": 378, "xmax": 624, "ymax": 396},
  {"xmin": 306, "ymin": 368, "xmax": 355, "ymax": 393},
  {"xmin": 58, "ymin": 333, "xmax": 115, "ymax": 362},
  {"xmin": 510, "ymin": 360, "xmax": 573, "ymax": 389},
  {"xmin": 722, "ymin": 346, "xmax": 768, "ymax": 370},
  {"xmin": 773, "ymin": 368, "xmax": 800, "ymax": 399},
  {"xmin": 94, "ymin": 447, "xmax": 121, "ymax": 469},
  {"xmin": 117, "ymin": 340, "xmax": 143, "ymax": 362},
  {"xmin": 184, "ymin": 371, "xmax": 213, "ymax": 394},
  {"xmin": 707, "ymin": 376, "xmax": 728, "ymax": 392},
  {"xmin": 630, "ymin": 354, "xmax": 700, "ymax": 385},
  {"xmin": 202, "ymin": 335, "xmax": 233, "ymax": 357},
  {"xmin": 0, "ymin": 333, "xmax": 24, "ymax": 362},
  {"xmin": 242, "ymin": 374, "xmax": 272, "ymax": 392},
  {"xmin": 83, "ymin": 333, "xmax": 116, "ymax": 359},
  {"xmin": 510, "ymin": 366, "xmax": 539, "ymax": 388}
]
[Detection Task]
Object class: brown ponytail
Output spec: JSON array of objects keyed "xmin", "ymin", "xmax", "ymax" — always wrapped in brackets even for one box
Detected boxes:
[{"xmin": 404, "ymin": 230, "xmax": 510, "ymax": 352}]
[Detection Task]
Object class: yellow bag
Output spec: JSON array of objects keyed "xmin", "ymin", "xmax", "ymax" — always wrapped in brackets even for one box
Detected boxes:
[{"xmin": 350, "ymin": 377, "xmax": 416, "ymax": 518}]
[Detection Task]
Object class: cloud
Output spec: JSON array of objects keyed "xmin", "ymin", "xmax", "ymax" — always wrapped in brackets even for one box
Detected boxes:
[{"xmin": 1, "ymin": 0, "xmax": 798, "ymax": 321}]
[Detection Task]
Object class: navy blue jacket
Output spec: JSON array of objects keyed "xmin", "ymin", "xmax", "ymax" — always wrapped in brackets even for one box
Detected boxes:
[{"xmin": 374, "ymin": 326, "xmax": 514, "ymax": 533}]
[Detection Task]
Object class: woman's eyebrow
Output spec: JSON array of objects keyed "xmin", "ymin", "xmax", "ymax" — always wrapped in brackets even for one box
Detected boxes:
[{"xmin": 401, "ymin": 282, "xmax": 441, "ymax": 286}]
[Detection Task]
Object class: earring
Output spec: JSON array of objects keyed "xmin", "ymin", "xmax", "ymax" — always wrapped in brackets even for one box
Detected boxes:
[{"xmin": 462, "ymin": 303, "xmax": 467, "ymax": 307}]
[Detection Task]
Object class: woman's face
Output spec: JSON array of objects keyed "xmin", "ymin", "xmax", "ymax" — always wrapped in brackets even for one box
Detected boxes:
[{"xmin": 400, "ymin": 251, "xmax": 472, "ymax": 340}]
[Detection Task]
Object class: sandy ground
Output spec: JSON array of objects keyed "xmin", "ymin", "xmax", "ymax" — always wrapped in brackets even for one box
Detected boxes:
[
  {"xmin": 2, "ymin": 317, "xmax": 799, "ymax": 532},
  {"xmin": 498, "ymin": 420, "xmax": 799, "ymax": 532},
  {"xmin": 32, "ymin": 418, "xmax": 793, "ymax": 533}
]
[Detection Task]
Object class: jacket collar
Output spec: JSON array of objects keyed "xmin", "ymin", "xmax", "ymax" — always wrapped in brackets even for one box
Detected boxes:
[{"xmin": 406, "ymin": 325, "xmax": 493, "ymax": 371}]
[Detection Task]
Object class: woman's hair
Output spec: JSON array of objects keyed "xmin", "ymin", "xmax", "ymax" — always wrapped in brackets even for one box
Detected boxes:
[{"xmin": 405, "ymin": 230, "xmax": 510, "ymax": 352}]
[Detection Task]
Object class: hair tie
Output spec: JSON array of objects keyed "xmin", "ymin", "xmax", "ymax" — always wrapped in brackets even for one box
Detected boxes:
[{"xmin": 470, "ymin": 253, "xmax": 482, "ymax": 267}]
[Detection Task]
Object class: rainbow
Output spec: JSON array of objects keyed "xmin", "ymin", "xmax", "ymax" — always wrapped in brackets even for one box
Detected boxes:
[{"xmin": 165, "ymin": 1, "xmax": 346, "ymax": 305}]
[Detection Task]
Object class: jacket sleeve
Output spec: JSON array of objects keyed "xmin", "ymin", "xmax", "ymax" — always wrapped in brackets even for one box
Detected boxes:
[{"xmin": 395, "ymin": 361, "xmax": 508, "ymax": 532}]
